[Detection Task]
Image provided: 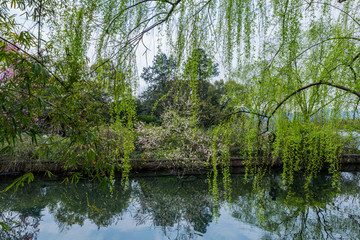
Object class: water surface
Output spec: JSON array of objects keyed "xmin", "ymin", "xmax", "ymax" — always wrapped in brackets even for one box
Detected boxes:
[{"xmin": 0, "ymin": 172, "xmax": 359, "ymax": 239}]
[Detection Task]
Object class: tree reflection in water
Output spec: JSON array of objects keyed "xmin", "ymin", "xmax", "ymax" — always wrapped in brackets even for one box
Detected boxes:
[
  {"xmin": 230, "ymin": 172, "xmax": 360, "ymax": 239},
  {"xmin": 0, "ymin": 172, "xmax": 359, "ymax": 239},
  {"xmin": 132, "ymin": 176, "xmax": 217, "ymax": 239}
]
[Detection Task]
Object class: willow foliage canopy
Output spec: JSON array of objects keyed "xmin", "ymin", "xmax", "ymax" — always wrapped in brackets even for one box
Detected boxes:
[{"xmin": 0, "ymin": 0, "xmax": 359, "ymax": 189}]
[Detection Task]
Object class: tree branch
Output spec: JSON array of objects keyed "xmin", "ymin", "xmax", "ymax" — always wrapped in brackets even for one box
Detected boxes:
[
  {"xmin": 105, "ymin": 0, "xmax": 175, "ymax": 34},
  {"xmin": 90, "ymin": 0, "xmax": 183, "ymax": 77},
  {"xmin": 264, "ymin": 81, "xmax": 360, "ymax": 132},
  {"xmin": 0, "ymin": 36, "xmax": 68, "ymax": 90},
  {"xmin": 228, "ymin": 109, "xmax": 269, "ymax": 119}
]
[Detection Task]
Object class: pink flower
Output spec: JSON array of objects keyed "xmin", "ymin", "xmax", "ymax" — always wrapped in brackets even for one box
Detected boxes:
[
  {"xmin": 5, "ymin": 43, "xmax": 19, "ymax": 52},
  {"xmin": 0, "ymin": 66, "xmax": 15, "ymax": 83}
]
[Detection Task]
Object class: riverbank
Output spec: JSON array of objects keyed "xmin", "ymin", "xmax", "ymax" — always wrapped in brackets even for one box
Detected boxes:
[{"xmin": 2, "ymin": 154, "xmax": 360, "ymax": 177}]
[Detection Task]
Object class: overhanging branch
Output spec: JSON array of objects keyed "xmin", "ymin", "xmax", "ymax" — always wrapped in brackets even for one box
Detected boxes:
[
  {"xmin": 264, "ymin": 81, "xmax": 360, "ymax": 132},
  {"xmin": 0, "ymin": 36, "xmax": 68, "ymax": 90}
]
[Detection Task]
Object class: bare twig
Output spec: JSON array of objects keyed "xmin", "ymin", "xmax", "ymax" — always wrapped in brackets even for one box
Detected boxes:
[
  {"xmin": 90, "ymin": 0, "xmax": 183, "ymax": 76},
  {"xmin": 105, "ymin": 0, "xmax": 174, "ymax": 34}
]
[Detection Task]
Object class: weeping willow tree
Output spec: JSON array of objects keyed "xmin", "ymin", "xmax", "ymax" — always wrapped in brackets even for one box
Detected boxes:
[{"xmin": 0, "ymin": 0, "xmax": 360, "ymax": 195}]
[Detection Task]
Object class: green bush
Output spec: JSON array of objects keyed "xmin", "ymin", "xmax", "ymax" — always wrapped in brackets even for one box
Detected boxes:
[{"xmin": 137, "ymin": 115, "xmax": 160, "ymax": 124}]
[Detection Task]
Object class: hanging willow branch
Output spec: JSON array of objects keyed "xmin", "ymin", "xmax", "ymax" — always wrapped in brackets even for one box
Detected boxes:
[
  {"xmin": 261, "ymin": 49, "xmax": 360, "ymax": 132},
  {"xmin": 105, "ymin": 0, "xmax": 176, "ymax": 33},
  {"xmin": 264, "ymin": 81, "xmax": 360, "ymax": 133},
  {"xmin": 89, "ymin": 0, "xmax": 184, "ymax": 77},
  {"xmin": 223, "ymin": 109, "xmax": 269, "ymax": 121}
]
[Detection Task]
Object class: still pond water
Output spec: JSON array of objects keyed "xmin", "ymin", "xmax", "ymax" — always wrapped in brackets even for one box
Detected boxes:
[{"xmin": 0, "ymin": 172, "xmax": 359, "ymax": 239}]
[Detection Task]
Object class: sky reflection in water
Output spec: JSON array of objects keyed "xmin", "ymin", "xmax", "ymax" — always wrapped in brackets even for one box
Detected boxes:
[{"xmin": 0, "ymin": 172, "xmax": 359, "ymax": 240}]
